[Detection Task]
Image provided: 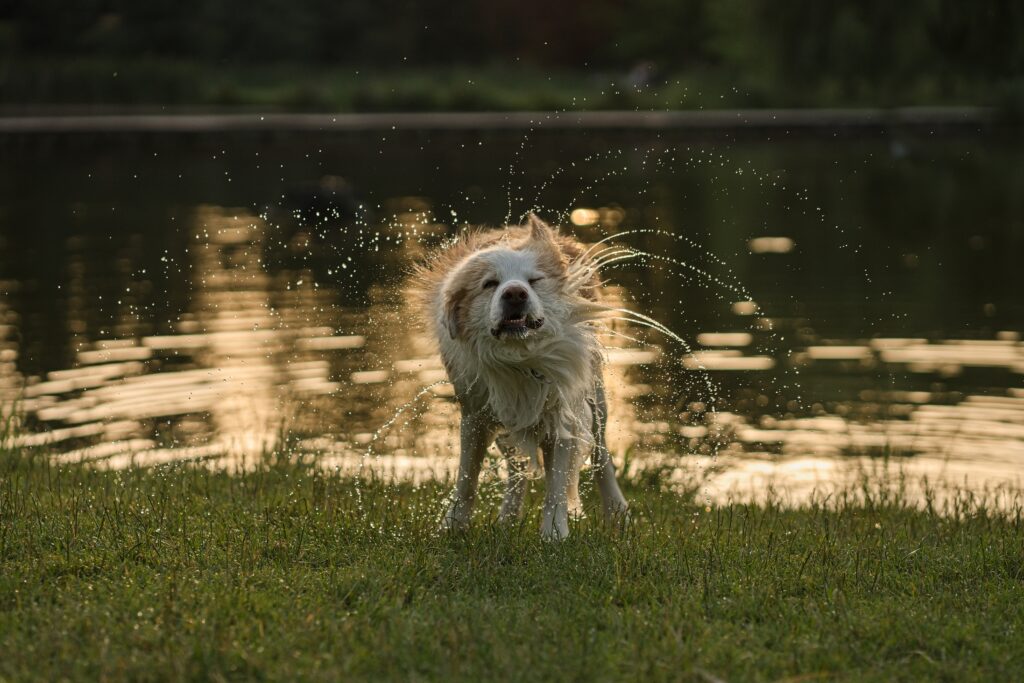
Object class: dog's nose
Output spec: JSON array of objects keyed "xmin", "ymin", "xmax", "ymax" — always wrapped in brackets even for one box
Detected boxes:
[{"xmin": 501, "ymin": 285, "xmax": 529, "ymax": 302}]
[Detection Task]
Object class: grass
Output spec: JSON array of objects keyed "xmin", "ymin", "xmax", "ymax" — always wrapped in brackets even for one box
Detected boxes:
[
  {"xmin": 3, "ymin": 58, "xmax": 1018, "ymax": 114},
  {"xmin": 1, "ymin": 451, "xmax": 1023, "ymax": 681},
  {"xmin": 0, "ymin": 59, "xmax": 689, "ymax": 112}
]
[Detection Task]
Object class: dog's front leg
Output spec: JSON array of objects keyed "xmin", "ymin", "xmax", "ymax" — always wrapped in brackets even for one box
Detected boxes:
[
  {"xmin": 495, "ymin": 435, "xmax": 529, "ymax": 522},
  {"xmin": 540, "ymin": 437, "xmax": 575, "ymax": 540},
  {"xmin": 590, "ymin": 381, "xmax": 629, "ymax": 520},
  {"xmin": 441, "ymin": 412, "xmax": 495, "ymax": 531}
]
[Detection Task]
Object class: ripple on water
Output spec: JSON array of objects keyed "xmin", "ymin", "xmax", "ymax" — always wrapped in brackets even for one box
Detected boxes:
[{"xmin": 2, "ymin": 203, "xmax": 1022, "ymax": 508}]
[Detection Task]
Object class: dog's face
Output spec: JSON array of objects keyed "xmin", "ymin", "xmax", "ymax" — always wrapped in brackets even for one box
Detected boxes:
[{"xmin": 442, "ymin": 220, "xmax": 567, "ymax": 342}]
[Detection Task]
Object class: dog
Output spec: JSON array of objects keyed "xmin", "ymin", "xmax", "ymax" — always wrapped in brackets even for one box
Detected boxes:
[{"xmin": 410, "ymin": 214, "xmax": 628, "ymax": 539}]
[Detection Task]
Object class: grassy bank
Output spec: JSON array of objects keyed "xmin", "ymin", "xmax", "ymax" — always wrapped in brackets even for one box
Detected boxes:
[
  {"xmin": 1, "ymin": 453, "xmax": 1022, "ymax": 681},
  {"xmin": 4, "ymin": 59, "xmax": 1020, "ymax": 115}
]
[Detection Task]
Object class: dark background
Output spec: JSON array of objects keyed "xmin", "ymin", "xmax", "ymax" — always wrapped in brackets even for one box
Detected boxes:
[{"xmin": 2, "ymin": 1, "xmax": 1023, "ymax": 111}]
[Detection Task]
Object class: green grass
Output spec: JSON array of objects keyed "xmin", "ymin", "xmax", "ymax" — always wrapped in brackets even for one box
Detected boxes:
[
  {"xmin": 1, "ymin": 452, "xmax": 1022, "ymax": 681},
  {"xmin": 3, "ymin": 58, "xmax": 1016, "ymax": 113},
  {"xmin": 0, "ymin": 59, "xmax": 676, "ymax": 111}
]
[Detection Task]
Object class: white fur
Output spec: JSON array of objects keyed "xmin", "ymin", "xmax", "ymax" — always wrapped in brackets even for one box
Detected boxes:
[
  {"xmin": 438, "ymin": 248, "xmax": 597, "ymax": 459},
  {"xmin": 428, "ymin": 226, "xmax": 628, "ymax": 539}
]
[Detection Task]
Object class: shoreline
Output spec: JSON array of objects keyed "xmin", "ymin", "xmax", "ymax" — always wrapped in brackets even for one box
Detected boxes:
[{"xmin": 0, "ymin": 106, "xmax": 996, "ymax": 134}]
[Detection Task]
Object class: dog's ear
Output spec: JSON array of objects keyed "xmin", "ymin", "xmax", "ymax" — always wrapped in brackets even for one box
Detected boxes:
[
  {"xmin": 441, "ymin": 257, "xmax": 489, "ymax": 340},
  {"xmin": 442, "ymin": 282, "xmax": 466, "ymax": 340},
  {"xmin": 527, "ymin": 213, "xmax": 569, "ymax": 276},
  {"xmin": 527, "ymin": 213, "xmax": 556, "ymax": 244}
]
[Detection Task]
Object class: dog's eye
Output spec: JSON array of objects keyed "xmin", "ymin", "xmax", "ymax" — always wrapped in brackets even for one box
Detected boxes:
[
  {"xmin": 528, "ymin": 277, "xmax": 544, "ymax": 286},
  {"xmin": 482, "ymin": 279, "xmax": 499, "ymax": 289}
]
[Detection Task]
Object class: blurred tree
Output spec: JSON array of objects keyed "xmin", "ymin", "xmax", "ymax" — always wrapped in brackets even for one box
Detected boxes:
[{"xmin": 1, "ymin": 0, "xmax": 1021, "ymax": 104}]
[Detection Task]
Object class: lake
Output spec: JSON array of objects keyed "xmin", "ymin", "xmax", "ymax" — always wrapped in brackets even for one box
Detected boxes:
[{"xmin": 2, "ymin": 122, "xmax": 1022, "ymax": 503}]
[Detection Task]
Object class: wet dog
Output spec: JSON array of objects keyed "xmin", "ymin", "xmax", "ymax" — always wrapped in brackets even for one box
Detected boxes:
[{"xmin": 410, "ymin": 214, "xmax": 628, "ymax": 539}]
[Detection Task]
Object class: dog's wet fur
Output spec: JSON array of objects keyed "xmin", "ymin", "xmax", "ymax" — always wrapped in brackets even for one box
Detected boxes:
[{"xmin": 409, "ymin": 215, "xmax": 628, "ymax": 539}]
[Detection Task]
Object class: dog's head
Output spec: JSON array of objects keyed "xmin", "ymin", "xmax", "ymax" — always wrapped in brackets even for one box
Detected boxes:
[{"xmin": 441, "ymin": 215, "xmax": 571, "ymax": 343}]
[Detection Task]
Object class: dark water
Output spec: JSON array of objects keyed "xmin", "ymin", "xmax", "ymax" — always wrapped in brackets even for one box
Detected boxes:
[{"xmin": 1, "ymin": 127, "xmax": 1022, "ymax": 500}]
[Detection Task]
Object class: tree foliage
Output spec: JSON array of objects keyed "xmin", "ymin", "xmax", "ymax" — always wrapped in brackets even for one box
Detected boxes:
[{"xmin": 1, "ymin": 0, "xmax": 1021, "ymax": 105}]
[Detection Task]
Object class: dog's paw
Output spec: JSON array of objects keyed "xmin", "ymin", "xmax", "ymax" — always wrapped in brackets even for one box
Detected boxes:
[
  {"xmin": 496, "ymin": 509, "xmax": 523, "ymax": 525},
  {"xmin": 540, "ymin": 506, "xmax": 570, "ymax": 541},
  {"xmin": 540, "ymin": 523, "xmax": 570, "ymax": 541},
  {"xmin": 439, "ymin": 503, "xmax": 472, "ymax": 532},
  {"xmin": 602, "ymin": 503, "xmax": 631, "ymax": 529}
]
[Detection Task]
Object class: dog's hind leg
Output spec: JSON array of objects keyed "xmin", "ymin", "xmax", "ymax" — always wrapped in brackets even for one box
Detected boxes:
[
  {"xmin": 495, "ymin": 434, "xmax": 528, "ymax": 522},
  {"xmin": 566, "ymin": 425, "xmax": 587, "ymax": 520},
  {"xmin": 441, "ymin": 412, "xmax": 496, "ymax": 531},
  {"xmin": 590, "ymin": 380, "xmax": 629, "ymax": 520},
  {"xmin": 540, "ymin": 436, "xmax": 575, "ymax": 540},
  {"xmin": 566, "ymin": 453, "xmax": 584, "ymax": 520}
]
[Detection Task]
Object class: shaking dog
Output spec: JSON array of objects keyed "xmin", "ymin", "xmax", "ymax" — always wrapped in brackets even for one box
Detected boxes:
[{"xmin": 410, "ymin": 214, "xmax": 628, "ymax": 539}]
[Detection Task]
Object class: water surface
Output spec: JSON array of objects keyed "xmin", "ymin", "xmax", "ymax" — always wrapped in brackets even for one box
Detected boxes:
[{"xmin": 2, "ymin": 127, "xmax": 1022, "ymax": 502}]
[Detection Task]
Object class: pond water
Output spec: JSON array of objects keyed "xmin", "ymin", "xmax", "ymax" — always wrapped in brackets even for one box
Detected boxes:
[{"xmin": 2, "ymin": 126, "xmax": 1022, "ymax": 503}]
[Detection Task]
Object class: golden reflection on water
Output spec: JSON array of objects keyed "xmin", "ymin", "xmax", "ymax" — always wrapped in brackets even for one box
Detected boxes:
[
  {"xmin": 5, "ymin": 203, "xmax": 1024, "ymax": 505},
  {"xmin": 0, "ymin": 281, "xmax": 19, "ymax": 405}
]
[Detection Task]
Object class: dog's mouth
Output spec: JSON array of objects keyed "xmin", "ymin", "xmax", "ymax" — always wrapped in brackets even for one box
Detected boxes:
[{"xmin": 492, "ymin": 316, "xmax": 545, "ymax": 339}]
